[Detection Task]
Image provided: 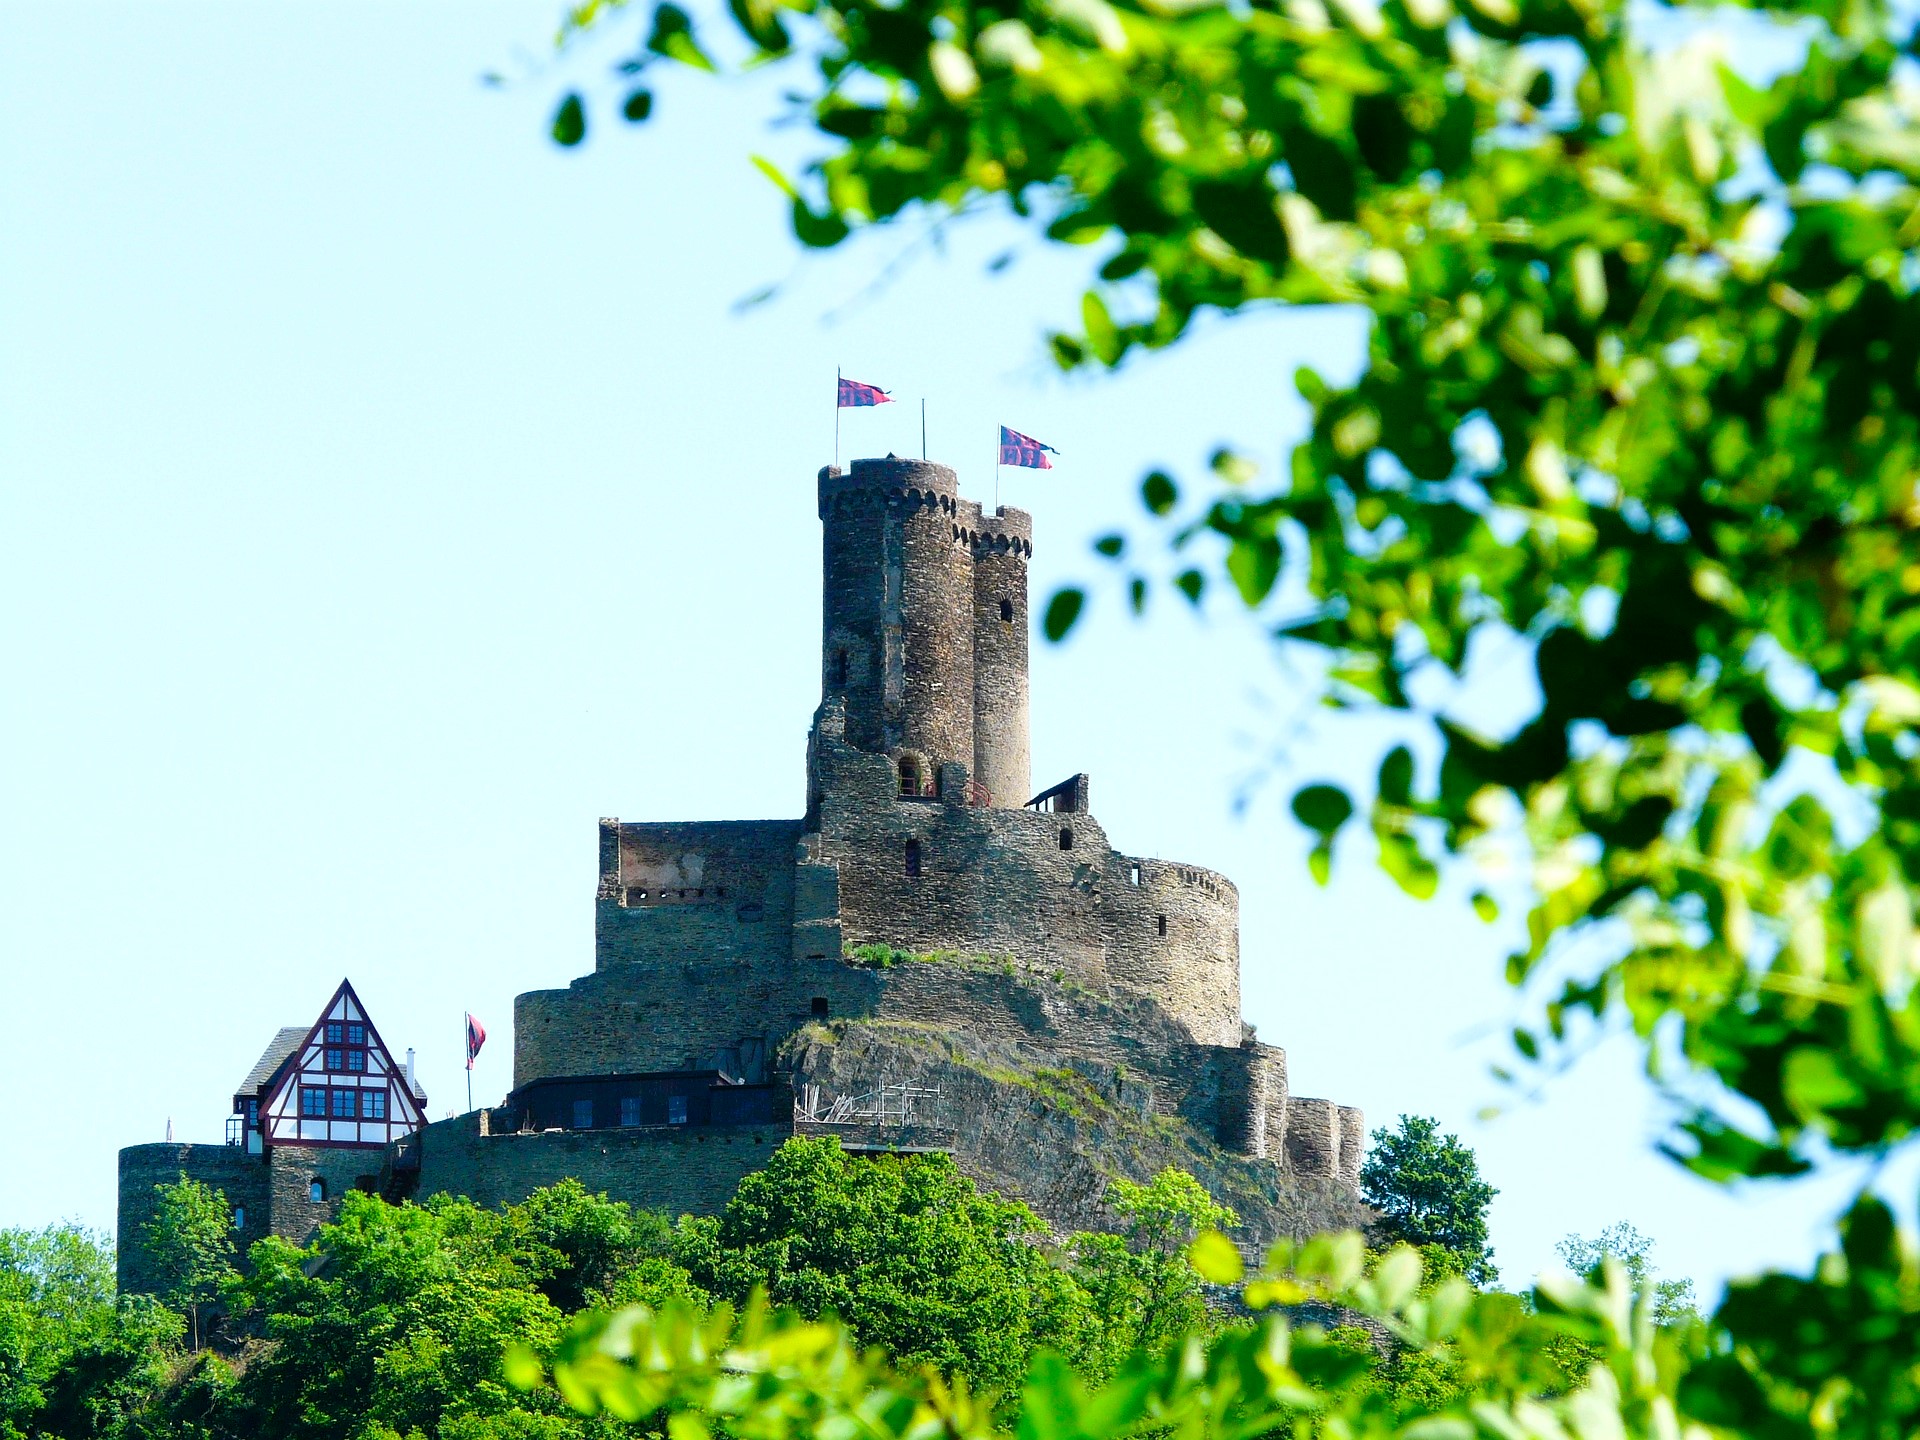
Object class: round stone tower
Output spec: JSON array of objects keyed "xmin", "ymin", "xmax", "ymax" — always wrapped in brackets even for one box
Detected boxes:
[
  {"xmin": 818, "ymin": 458, "xmax": 976, "ymax": 788},
  {"xmin": 965, "ymin": 504, "xmax": 1032, "ymax": 808}
]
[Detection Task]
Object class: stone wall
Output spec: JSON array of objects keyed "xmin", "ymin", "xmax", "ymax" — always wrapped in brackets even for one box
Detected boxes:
[
  {"xmin": 515, "ymin": 955, "xmax": 884, "ymax": 1088},
  {"xmin": 412, "ymin": 1112, "xmax": 792, "ymax": 1217},
  {"xmin": 116, "ymin": 1143, "xmax": 270, "ymax": 1295},
  {"xmin": 812, "ymin": 734, "xmax": 1242, "ymax": 1046}
]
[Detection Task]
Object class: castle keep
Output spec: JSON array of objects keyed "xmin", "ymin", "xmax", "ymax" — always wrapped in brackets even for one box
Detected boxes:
[{"xmin": 118, "ymin": 456, "xmax": 1366, "ymax": 1286}]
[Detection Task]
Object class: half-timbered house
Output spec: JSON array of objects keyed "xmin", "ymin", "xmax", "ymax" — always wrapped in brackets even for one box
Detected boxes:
[{"xmin": 116, "ymin": 978, "xmax": 429, "ymax": 1293}]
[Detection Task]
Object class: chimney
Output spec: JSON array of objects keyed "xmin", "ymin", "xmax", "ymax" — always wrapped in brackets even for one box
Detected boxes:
[{"xmin": 405, "ymin": 1048, "xmax": 416, "ymax": 1092}]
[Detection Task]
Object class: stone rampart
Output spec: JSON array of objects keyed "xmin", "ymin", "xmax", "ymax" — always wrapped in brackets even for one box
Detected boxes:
[
  {"xmin": 412, "ymin": 1112, "xmax": 792, "ymax": 1217},
  {"xmin": 515, "ymin": 956, "xmax": 883, "ymax": 1088}
]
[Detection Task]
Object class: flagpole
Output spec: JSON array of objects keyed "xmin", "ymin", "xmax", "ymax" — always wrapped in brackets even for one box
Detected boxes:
[
  {"xmin": 465, "ymin": 1013, "xmax": 472, "ymax": 1114},
  {"xmin": 921, "ymin": 399, "xmax": 927, "ymax": 460},
  {"xmin": 835, "ymin": 368, "xmax": 841, "ymax": 471}
]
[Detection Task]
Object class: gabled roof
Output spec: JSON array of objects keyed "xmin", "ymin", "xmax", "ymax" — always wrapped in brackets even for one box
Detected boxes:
[
  {"xmin": 237, "ymin": 1027, "xmax": 309, "ymax": 1099},
  {"xmin": 257, "ymin": 978, "xmax": 428, "ymax": 1149}
]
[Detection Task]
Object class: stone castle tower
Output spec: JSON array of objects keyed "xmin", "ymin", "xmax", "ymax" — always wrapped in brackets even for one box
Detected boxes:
[
  {"xmin": 426, "ymin": 457, "xmax": 1368, "ymax": 1240},
  {"xmin": 116, "ymin": 457, "xmax": 1368, "ymax": 1268}
]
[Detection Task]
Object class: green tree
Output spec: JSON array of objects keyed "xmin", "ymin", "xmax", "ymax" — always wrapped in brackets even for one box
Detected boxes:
[
  {"xmin": 1359, "ymin": 1117, "xmax": 1497, "ymax": 1285},
  {"xmin": 675, "ymin": 1136, "xmax": 1085, "ymax": 1392},
  {"xmin": 547, "ymin": 0, "xmax": 1920, "ymax": 1417},
  {"xmin": 227, "ymin": 1190, "xmax": 580, "ymax": 1440},
  {"xmin": 1068, "ymin": 1169, "xmax": 1239, "ymax": 1378},
  {"xmin": 1557, "ymin": 1223, "xmax": 1698, "ymax": 1327},
  {"xmin": 140, "ymin": 1178, "xmax": 235, "ymax": 1351}
]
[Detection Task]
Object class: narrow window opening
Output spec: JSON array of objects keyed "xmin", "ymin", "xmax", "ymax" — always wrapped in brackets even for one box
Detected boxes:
[
  {"xmin": 898, "ymin": 757, "xmax": 922, "ymax": 797},
  {"xmin": 309, "ymin": 1178, "xmax": 327, "ymax": 1203},
  {"xmin": 830, "ymin": 649, "xmax": 849, "ymax": 686},
  {"xmin": 233, "ymin": 1206, "xmax": 246, "ymax": 1229},
  {"xmin": 572, "ymin": 1098, "xmax": 594, "ymax": 1130},
  {"xmin": 999, "ymin": 598, "xmax": 1013, "ymax": 623},
  {"xmin": 811, "ymin": 996, "xmax": 830, "ymax": 1018},
  {"xmin": 1128, "ymin": 862, "xmax": 1141, "ymax": 886},
  {"xmin": 1156, "ymin": 914, "xmax": 1167, "ymax": 937},
  {"xmin": 1059, "ymin": 827, "xmax": 1073, "ymax": 851},
  {"xmin": 668, "ymin": 1095, "xmax": 689, "ymax": 1125},
  {"xmin": 904, "ymin": 839, "xmax": 922, "ymax": 878},
  {"xmin": 620, "ymin": 1096, "xmax": 641, "ymax": 1126}
]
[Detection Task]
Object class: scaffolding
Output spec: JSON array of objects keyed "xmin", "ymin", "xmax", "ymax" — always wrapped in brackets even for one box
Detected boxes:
[{"xmin": 794, "ymin": 1082, "xmax": 941, "ymax": 1127}]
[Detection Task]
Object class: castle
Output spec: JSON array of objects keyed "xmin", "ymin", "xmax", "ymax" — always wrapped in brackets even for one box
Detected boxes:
[{"xmin": 118, "ymin": 456, "xmax": 1367, "ymax": 1291}]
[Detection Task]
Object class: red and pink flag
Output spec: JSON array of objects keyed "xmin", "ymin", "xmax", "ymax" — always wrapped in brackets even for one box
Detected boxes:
[
  {"xmin": 465, "ymin": 1013, "xmax": 487, "ymax": 1071},
  {"xmin": 837, "ymin": 376, "xmax": 892, "ymax": 408},
  {"xmin": 998, "ymin": 426, "xmax": 1058, "ymax": 469}
]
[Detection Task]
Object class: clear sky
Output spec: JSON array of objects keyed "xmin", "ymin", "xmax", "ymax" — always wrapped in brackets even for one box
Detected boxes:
[{"xmin": 0, "ymin": 1, "xmax": 1886, "ymax": 1298}]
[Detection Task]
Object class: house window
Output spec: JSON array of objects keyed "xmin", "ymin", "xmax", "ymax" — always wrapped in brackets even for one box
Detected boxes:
[
  {"xmin": 364, "ymin": 1090, "xmax": 387, "ymax": 1120},
  {"xmin": 309, "ymin": 1178, "xmax": 326, "ymax": 1203},
  {"xmin": 346, "ymin": 1049, "xmax": 366, "ymax": 1072},
  {"xmin": 1000, "ymin": 598, "xmax": 1013, "ymax": 623},
  {"xmin": 620, "ymin": 1096, "xmax": 641, "ymax": 1127},
  {"xmin": 331, "ymin": 1089, "xmax": 357, "ymax": 1118},
  {"xmin": 904, "ymin": 839, "xmax": 922, "ymax": 878},
  {"xmin": 246, "ymin": 1099, "xmax": 260, "ymax": 1122},
  {"xmin": 668, "ymin": 1095, "xmax": 689, "ymax": 1125},
  {"xmin": 325, "ymin": 1048, "xmax": 344, "ymax": 1071},
  {"xmin": 811, "ymin": 996, "xmax": 830, "ymax": 1018},
  {"xmin": 1156, "ymin": 914, "xmax": 1167, "ymax": 937},
  {"xmin": 301, "ymin": 1087, "xmax": 326, "ymax": 1117},
  {"xmin": 326, "ymin": 1023, "xmax": 343, "ymax": 1044},
  {"xmin": 232, "ymin": 1206, "xmax": 246, "ymax": 1229},
  {"xmin": 898, "ymin": 757, "xmax": 921, "ymax": 797},
  {"xmin": 347, "ymin": 1024, "xmax": 365, "ymax": 1045},
  {"xmin": 572, "ymin": 1099, "xmax": 594, "ymax": 1130},
  {"xmin": 1059, "ymin": 827, "xmax": 1073, "ymax": 851},
  {"xmin": 830, "ymin": 649, "xmax": 848, "ymax": 686}
]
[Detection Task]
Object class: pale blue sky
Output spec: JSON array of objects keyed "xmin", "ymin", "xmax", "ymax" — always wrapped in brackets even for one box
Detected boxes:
[{"xmin": 0, "ymin": 1, "xmax": 1883, "ymax": 1296}]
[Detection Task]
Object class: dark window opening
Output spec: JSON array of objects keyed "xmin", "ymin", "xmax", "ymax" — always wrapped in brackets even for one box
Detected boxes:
[
  {"xmin": 898, "ymin": 757, "xmax": 922, "ymax": 797},
  {"xmin": 905, "ymin": 839, "xmax": 923, "ymax": 878},
  {"xmin": 1156, "ymin": 914, "xmax": 1167, "ymax": 937},
  {"xmin": 233, "ymin": 1206, "xmax": 246, "ymax": 1229},
  {"xmin": 668, "ymin": 1095, "xmax": 689, "ymax": 1125},
  {"xmin": 999, "ymin": 598, "xmax": 1014, "ymax": 623},
  {"xmin": 811, "ymin": 996, "xmax": 830, "ymax": 1018},
  {"xmin": 830, "ymin": 649, "xmax": 849, "ymax": 686},
  {"xmin": 620, "ymin": 1096, "xmax": 641, "ymax": 1126},
  {"xmin": 1059, "ymin": 827, "xmax": 1073, "ymax": 851},
  {"xmin": 309, "ymin": 1178, "xmax": 326, "ymax": 1203},
  {"xmin": 572, "ymin": 1098, "xmax": 594, "ymax": 1129}
]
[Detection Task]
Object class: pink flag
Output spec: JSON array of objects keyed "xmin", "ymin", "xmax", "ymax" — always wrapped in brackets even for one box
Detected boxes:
[
  {"xmin": 838, "ymin": 376, "xmax": 892, "ymax": 408},
  {"xmin": 465, "ymin": 1013, "xmax": 487, "ymax": 1070},
  {"xmin": 998, "ymin": 426, "xmax": 1058, "ymax": 469}
]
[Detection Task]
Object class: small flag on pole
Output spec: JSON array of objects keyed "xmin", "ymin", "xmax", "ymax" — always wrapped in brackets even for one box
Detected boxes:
[
  {"xmin": 998, "ymin": 426, "xmax": 1059, "ymax": 469},
  {"xmin": 838, "ymin": 376, "xmax": 892, "ymax": 408},
  {"xmin": 465, "ymin": 1013, "xmax": 487, "ymax": 1071}
]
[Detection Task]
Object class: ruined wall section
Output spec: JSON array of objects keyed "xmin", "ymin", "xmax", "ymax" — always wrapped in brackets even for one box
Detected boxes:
[
  {"xmin": 961, "ymin": 500, "xmax": 1032, "ymax": 810},
  {"xmin": 594, "ymin": 818, "xmax": 805, "ymax": 972},
  {"xmin": 819, "ymin": 458, "xmax": 974, "ymax": 781}
]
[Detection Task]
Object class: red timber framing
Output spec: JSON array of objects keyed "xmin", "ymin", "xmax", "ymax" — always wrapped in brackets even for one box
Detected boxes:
[{"xmin": 258, "ymin": 979, "xmax": 427, "ymax": 1150}]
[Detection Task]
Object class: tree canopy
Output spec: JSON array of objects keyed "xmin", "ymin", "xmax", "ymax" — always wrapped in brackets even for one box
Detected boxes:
[{"xmin": 1359, "ymin": 1115, "xmax": 1498, "ymax": 1285}]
